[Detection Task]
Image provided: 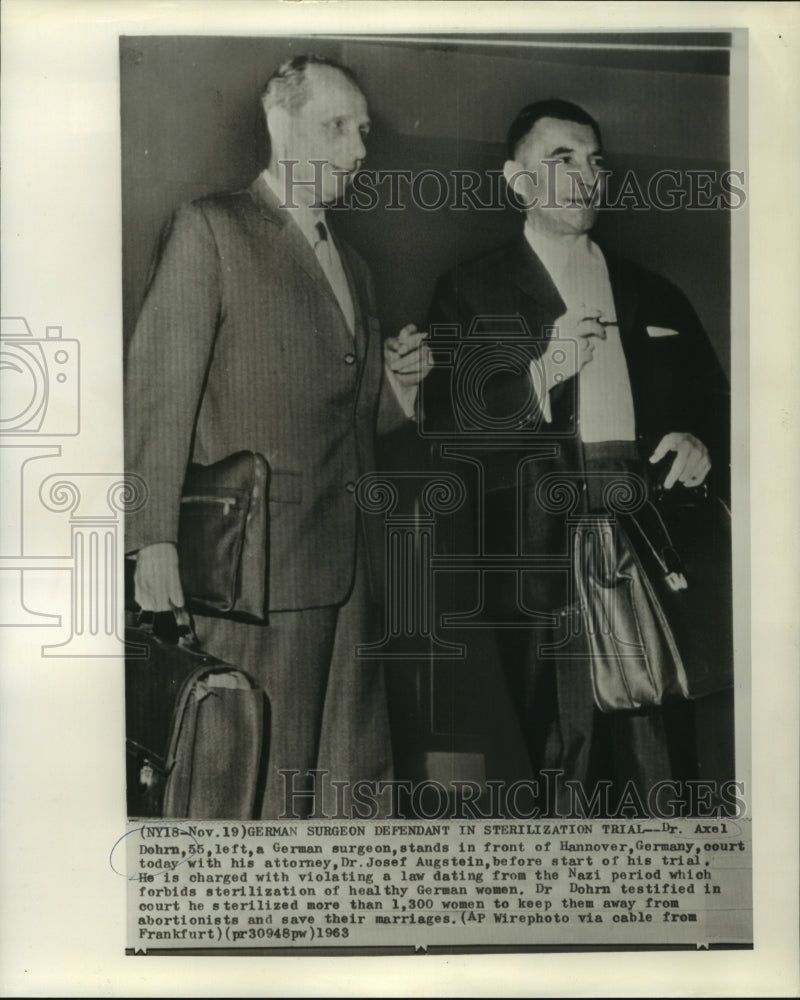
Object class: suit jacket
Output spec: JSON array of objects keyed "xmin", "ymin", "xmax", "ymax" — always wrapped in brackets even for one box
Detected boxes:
[
  {"xmin": 424, "ymin": 234, "xmax": 730, "ymax": 613},
  {"xmin": 125, "ymin": 175, "xmax": 405, "ymax": 611}
]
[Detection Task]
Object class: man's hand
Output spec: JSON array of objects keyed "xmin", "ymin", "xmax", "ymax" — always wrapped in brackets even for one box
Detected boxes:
[
  {"xmin": 649, "ymin": 432, "xmax": 711, "ymax": 489},
  {"xmin": 384, "ymin": 324, "xmax": 433, "ymax": 389},
  {"xmin": 538, "ymin": 308, "xmax": 608, "ymax": 392},
  {"xmin": 134, "ymin": 541, "xmax": 185, "ymax": 611}
]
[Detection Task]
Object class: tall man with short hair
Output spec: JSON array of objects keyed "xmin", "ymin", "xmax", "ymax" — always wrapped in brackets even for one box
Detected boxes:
[
  {"xmin": 125, "ymin": 54, "xmax": 430, "ymax": 818},
  {"xmin": 425, "ymin": 99, "xmax": 731, "ymax": 811}
]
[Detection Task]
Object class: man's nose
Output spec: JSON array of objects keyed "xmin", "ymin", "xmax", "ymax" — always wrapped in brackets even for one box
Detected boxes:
[
  {"xmin": 349, "ymin": 129, "xmax": 367, "ymax": 167},
  {"xmin": 575, "ymin": 161, "xmax": 598, "ymax": 191}
]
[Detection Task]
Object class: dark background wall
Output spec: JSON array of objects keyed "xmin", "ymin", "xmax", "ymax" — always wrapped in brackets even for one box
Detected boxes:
[
  {"xmin": 120, "ymin": 33, "xmax": 735, "ymax": 789},
  {"xmin": 121, "ymin": 33, "xmax": 733, "ymax": 376}
]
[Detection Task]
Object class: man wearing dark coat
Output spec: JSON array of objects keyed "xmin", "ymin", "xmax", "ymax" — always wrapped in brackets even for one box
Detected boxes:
[{"xmin": 424, "ymin": 99, "xmax": 732, "ymax": 814}]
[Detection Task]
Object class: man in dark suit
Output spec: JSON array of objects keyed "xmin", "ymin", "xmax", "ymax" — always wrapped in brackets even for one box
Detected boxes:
[
  {"xmin": 424, "ymin": 99, "xmax": 731, "ymax": 813},
  {"xmin": 125, "ymin": 55, "xmax": 430, "ymax": 819}
]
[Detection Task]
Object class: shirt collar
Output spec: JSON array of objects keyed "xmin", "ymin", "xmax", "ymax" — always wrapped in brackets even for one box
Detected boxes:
[{"xmin": 523, "ymin": 221, "xmax": 595, "ymax": 286}]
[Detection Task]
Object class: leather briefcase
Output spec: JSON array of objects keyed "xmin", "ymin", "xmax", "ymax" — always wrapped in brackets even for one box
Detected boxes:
[
  {"xmin": 125, "ymin": 612, "xmax": 269, "ymax": 819},
  {"xmin": 177, "ymin": 451, "xmax": 269, "ymax": 623},
  {"xmin": 567, "ymin": 486, "xmax": 733, "ymax": 712}
]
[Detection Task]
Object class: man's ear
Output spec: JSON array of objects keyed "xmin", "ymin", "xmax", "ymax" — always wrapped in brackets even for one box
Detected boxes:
[{"xmin": 503, "ymin": 158, "xmax": 537, "ymax": 208}]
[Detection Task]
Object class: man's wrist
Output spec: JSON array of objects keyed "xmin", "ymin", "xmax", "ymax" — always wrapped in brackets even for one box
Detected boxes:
[{"xmin": 384, "ymin": 363, "xmax": 419, "ymax": 419}]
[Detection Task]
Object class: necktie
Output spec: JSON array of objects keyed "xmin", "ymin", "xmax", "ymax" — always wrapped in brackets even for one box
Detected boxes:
[{"xmin": 314, "ymin": 221, "xmax": 355, "ymax": 335}]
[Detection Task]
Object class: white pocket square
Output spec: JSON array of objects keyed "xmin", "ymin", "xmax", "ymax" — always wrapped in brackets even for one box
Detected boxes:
[{"xmin": 647, "ymin": 325, "xmax": 679, "ymax": 338}]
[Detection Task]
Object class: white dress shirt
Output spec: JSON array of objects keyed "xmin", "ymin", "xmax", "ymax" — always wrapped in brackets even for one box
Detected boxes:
[{"xmin": 525, "ymin": 223, "xmax": 636, "ymax": 442}]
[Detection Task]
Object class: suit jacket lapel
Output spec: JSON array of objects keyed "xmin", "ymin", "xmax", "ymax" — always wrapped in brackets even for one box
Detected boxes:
[
  {"xmin": 512, "ymin": 233, "xmax": 642, "ymax": 374},
  {"xmin": 602, "ymin": 249, "xmax": 643, "ymax": 399},
  {"xmin": 510, "ymin": 235, "xmax": 567, "ymax": 326},
  {"xmin": 247, "ymin": 176, "xmax": 346, "ymax": 320},
  {"xmin": 603, "ymin": 250, "xmax": 638, "ymax": 351},
  {"xmin": 336, "ymin": 238, "xmax": 369, "ymax": 361}
]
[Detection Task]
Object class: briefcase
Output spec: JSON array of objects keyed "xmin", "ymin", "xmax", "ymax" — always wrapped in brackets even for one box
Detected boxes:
[
  {"xmin": 177, "ymin": 451, "xmax": 269, "ymax": 623},
  {"xmin": 568, "ymin": 486, "xmax": 733, "ymax": 712},
  {"xmin": 125, "ymin": 613, "xmax": 268, "ymax": 819}
]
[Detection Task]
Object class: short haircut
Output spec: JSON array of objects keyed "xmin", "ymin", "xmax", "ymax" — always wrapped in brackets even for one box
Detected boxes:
[
  {"xmin": 506, "ymin": 99, "xmax": 602, "ymax": 160},
  {"xmin": 262, "ymin": 54, "xmax": 360, "ymax": 115}
]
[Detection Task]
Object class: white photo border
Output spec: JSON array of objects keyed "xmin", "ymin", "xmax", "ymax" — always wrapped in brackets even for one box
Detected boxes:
[{"xmin": 1, "ymin": 1, "xmax": 797, "ymax": 996}]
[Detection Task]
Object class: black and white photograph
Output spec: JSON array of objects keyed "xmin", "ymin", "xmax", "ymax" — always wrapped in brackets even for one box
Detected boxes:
[
  {"xmin": 123, "ymin": 32, "xmax": 739, "ymax": 825},
  {"xmin": 1, "ymin": 0, "xmax": 798, "ymax": 995},
  {"xmin": 114, "ymin": 27, "xmax": 757, "ymax": 955}
]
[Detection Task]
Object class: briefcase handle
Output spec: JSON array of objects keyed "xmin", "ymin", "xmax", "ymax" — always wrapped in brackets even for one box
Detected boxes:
[
  {"xmin": 134, "ymin": 606, "xmax": 201, "ymax": 650},
  {"xmin": 625, "ymin": 501, "xmax": 688, "ymax": 593}
]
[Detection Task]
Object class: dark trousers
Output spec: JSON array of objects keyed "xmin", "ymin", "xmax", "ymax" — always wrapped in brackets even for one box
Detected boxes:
[
  {"xmin": 195, "ymin": 543, "xmax": 393, "ymax": 819},
  {"xmin": 527, "ymin": 638, "xmax": 699, "ymax": 813}
]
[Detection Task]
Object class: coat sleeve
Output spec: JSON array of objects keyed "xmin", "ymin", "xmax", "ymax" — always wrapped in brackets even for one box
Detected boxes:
[
  {"xmin": 422, "ymin": 269, "xmax": 549, "ymax": 436},
  {"xmin": 377, "ymin": 369, "xmax": 415, "ymax": 437},
  {"xmin": 684, "ymin": 292, "xmax": 731, "ymax": 503},
  {"xmin": 124, "ymin": 204, "xmax": 222, "ymax": 553},
  {"xmin": 646, "ymin": 275, "xmax": 731, "ymax": 502}
]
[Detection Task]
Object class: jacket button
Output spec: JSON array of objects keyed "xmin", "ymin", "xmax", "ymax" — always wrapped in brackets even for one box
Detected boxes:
[
  {"xmin": 345, "ymin": 481, "xmax": 356, "ymax": 493},
  {"xmin": 344, "ymin": 353, "xmax": 356, "ymax": 365}
]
